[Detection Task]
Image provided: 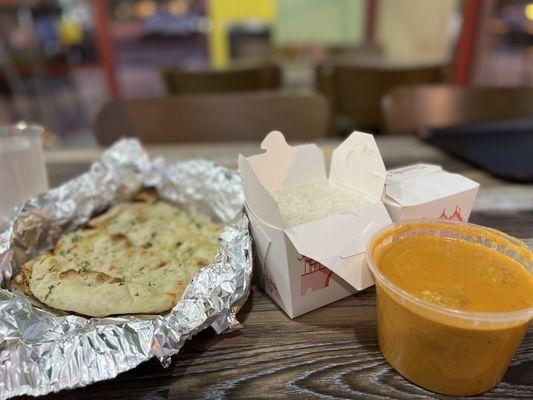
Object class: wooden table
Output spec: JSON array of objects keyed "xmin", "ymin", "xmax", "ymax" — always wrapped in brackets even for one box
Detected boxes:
[{"xmin": 21, "ymin": 136, "xmax": 533, "ymax": 399}]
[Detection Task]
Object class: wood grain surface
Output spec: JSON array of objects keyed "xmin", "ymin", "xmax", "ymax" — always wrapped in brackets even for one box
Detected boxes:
[
  {"xmin": 20, "ymin": 286, "xmax": 533, "ymax": 400},
  {"xmin": 14, "ymin": 136, "xmax": 533, "ymax": 400}
]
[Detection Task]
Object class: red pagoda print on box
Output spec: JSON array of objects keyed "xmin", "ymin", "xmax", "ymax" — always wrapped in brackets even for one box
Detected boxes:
[
  {"xmin": 298, "ymin": 255, "xmax": 334, "ymax": 296},
  {"xmin": 439, "ymin": 205, "xmax": 464, "ymax": 222},
  {"xmin": 265, "ymin": 273, "xmax": 281, "ymax": 300}
]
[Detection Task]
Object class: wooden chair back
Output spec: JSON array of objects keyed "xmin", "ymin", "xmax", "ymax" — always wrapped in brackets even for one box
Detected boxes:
[
  {"xmin": 384, "ymin": 85, "xmax": 533, "ymax": 134},
  {"xmin": 93, "ymin": 91, "xmax": 330, "ymax": 145},
  {"xmin": 316, "ymin": 62, "xmax": 446, "ymax": 131},
  {"xmin": 161, "ymin": 64, "xmax": 281, "ymax": 95}
]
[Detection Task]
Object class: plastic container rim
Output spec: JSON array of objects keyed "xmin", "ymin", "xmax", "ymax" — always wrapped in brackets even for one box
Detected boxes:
[
  {"xmin": 366, "ymin": 219, "xmax": 533, "ymax": 324},
  {"xmin": 0, "ymin": 122, "xmax": 45, "ymax": 139}
]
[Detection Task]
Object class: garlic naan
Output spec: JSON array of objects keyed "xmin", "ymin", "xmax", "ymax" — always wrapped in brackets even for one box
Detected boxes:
[{"xmin": 19, "ymin": 200, "xmax": 222, "ymax": 317}]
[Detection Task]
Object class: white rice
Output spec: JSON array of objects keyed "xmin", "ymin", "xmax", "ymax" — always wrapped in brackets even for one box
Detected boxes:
[{"xmin": 272, "ymin": 181, "xmax": 370, "ymax": 228}]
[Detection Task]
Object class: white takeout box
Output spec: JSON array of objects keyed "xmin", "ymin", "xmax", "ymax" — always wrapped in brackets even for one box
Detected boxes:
[
  {"xmin": 239, "ymin": 131, "xmax": 392, "ymax": 318},
  {"xmin": 384, "ymin": 164, "xmax": 479, "ymax": 222}
]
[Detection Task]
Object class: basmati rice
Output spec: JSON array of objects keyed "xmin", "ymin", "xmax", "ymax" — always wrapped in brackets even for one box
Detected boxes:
[{"xmin": 272, "ymin": 181, "xmax": 370, "ymax": 228}]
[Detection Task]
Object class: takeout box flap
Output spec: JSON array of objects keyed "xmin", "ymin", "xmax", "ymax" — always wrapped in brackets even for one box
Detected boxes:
[
  {"xmin": 238, "ymin": 131, "xmax": 327, "ymax": 226},
  {"xmin": 239, "ymin": 154, "xmax": 282, "ymax": 227},
  {"xmin": 248, "ymin": 131, "xmax": 327, "ymax": 191},
  {"xmin": 385, "ymin": 164, "xmax": 480, "ymax": 206},
  {"xmin": 284, "ymin": 203, "xmax": 392, "ymax": 289},
  {"xmin": 248, "ymin": 209, "xmax": 272, "ymax": 268},
  {"xmin": 386, "ymin": 164, "xmax": 442, "ymax": 184},
  {"xmin": 329, "ymin": 132, "xmax": 386, "ymax": 201}
]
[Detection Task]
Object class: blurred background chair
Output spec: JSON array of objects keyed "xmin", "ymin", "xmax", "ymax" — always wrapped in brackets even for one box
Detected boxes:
[
  {"xmin": 161, "ymin": 63, "xmax": 281, "ymax": 95},
  {"xmin": 316, "ymin": 61, "xmax": 447, "ymax": 134},
  {"xmin": 94, "ymin": 91, "xmax": 329, "ymax": 145},
  {"xmin": 383, "ymin": 85, "xmax": 533, "ymax": 135}
]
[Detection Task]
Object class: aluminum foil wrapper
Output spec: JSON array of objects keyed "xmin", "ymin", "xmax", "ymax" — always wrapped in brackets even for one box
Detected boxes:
[{"xmin": 0, "ymin": 139, "xmax": 252, "ymax": 399}]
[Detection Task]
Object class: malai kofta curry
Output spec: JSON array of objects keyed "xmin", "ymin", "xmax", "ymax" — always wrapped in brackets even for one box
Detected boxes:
[{"xmin": 368, "ymin": 221, "xmax": 533, "ymax": 396}]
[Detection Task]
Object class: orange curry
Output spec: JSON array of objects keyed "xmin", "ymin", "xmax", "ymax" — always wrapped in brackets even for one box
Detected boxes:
[
  {"xmin": 370, "ymin": 222, "xmax": 533, "ymax": 396},
  {"xmin": 379, "ymin": 236, "xmax": 533, "ymax": 313}
]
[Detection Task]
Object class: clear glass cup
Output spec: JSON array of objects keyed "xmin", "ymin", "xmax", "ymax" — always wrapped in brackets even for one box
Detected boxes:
[
  {"xmin": 0, "ymin": 123, "xmax": 49, "ymax": 223},
  {"xmin": 366, "ymin": 220, "xmax": 533, "ymax": 396}
]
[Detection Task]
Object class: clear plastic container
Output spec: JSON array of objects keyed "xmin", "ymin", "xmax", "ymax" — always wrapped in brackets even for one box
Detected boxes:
[
  {"xmin": 0, "ymin": 123, "xmax": 48, "ymax": 222},
  {"xmin": 366, "ymin": 220, "xmax": 533, "ymax": 396}
]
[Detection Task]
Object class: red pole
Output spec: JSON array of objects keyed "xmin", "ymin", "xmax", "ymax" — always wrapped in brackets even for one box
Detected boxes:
[
  {"xmin": 452, "ymin": 0, "xmax": 482, "ymax": 85},
  {"xmin": 365, "ymin": 0, "xmax": 378, "ymax": 44},
  {"xmin": 91, "ymin": 0, "xmax": 119, "ymax": 99}
]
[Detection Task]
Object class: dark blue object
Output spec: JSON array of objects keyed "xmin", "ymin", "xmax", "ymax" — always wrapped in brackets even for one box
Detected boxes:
[{"xmin": 422, "ymin": 118, "xmax": 533, "ymax": 183}]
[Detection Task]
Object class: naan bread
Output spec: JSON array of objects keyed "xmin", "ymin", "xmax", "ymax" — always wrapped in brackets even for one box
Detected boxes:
[{"xmin": 19, "ymin": 200, "xmax": 222, "ymax": 317}]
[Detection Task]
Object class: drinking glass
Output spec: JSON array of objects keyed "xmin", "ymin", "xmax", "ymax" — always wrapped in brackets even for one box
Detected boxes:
[{"xmin": 0, "ymin": 123, "xmax": 49, "ymax": 223}]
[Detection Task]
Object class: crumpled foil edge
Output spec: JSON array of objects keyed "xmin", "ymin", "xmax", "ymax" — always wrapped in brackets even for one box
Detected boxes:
[{"xmin": 0, "ymin": 139, "xmax": 252, "ymax": 399}]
